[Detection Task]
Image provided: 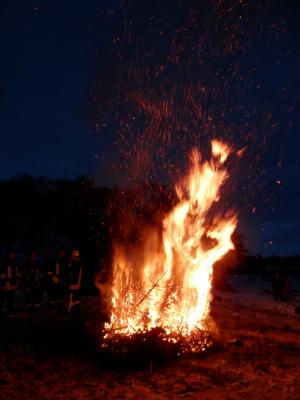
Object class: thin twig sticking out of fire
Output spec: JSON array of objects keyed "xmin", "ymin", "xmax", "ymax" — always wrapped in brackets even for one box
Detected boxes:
[{"xmin": 103, "ymin": 140, "xmax": 237, "ymax": 341}]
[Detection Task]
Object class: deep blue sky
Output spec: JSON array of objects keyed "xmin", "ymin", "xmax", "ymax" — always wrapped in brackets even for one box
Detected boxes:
[
  {"xmin": 0, "ymin": 0, "xmax": 104, "ymax": 178},
  {"xmin": 0, "ymin": 1, "xmax": 299, "ymax": 256}
]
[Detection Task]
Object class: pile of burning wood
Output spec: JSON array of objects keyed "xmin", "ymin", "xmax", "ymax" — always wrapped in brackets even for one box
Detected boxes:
[{"xmin": 97, "ymin": 141, "xmax": 236, "ymax": 365}]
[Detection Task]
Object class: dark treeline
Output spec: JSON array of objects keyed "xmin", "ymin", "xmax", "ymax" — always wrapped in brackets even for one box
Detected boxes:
[
  {"xmin": 0, "ymin": 175, "xmax": 299, "ymax": 293},
  {"xmin": 0, "ymin": 175, "xmax": 173, "ymax": 292},
  {"xmin": 0, "ymin": 175, "xmax": 112, "ymax": 292},
  {"xmin": 239, "ymin": 254, "xmax": 300, "ymax": 276}
]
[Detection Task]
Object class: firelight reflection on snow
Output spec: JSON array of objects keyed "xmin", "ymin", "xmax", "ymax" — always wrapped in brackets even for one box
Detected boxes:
[{"xmin": 104, "ymin": 140, "xmax": 237, "ymax": 343}]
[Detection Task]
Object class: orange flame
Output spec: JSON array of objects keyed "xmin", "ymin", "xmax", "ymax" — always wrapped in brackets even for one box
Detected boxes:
[{"xmin": 105, "ymin": 140, "xmax": 237, "ymax": 338}]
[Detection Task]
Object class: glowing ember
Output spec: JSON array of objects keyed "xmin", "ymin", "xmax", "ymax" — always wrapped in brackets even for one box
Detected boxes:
[{"xmin": 104, "ymin": 140, "xmax": 237, "ymax": 345}]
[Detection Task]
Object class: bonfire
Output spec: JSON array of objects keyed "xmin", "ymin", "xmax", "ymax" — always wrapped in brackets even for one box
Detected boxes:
[{"xmin": 102, "ymin": 140, "xmax": 237, "ymax": 355}]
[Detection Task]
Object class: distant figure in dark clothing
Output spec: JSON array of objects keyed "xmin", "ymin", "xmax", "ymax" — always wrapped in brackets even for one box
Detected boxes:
[
  {"xmin": 0, "ymin": 250, "xmax": 20, "ymax": 312},
  {"xmin": 23, "ymin": 250, "xmax": 43, "ymax": 308},
  {"xmin": 66, "ymin": 248, "xmax": 82, "ymax": 312},
  {"xmin": 47, "ymin": 248, "xmax": 68, "ymax": 305},
  {"xmin": 282, "ymin": 275, "xmax": 291, "ymax": 301},
  {"xmin": 272, "ymin": 272, "xmax": 284, "ymax": 301}
]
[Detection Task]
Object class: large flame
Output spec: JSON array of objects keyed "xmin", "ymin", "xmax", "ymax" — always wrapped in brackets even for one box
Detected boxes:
[{"xmin": 105, "ymin": 140, "xmax": 237, "ymax": 339}]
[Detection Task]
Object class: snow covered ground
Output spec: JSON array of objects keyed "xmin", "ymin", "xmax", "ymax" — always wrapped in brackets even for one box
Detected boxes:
[
  {"xmin": 225, "ymin": 274, "xmax": 300, "ymax": 314},
  {"xmin": 1, "ymin": 274, "xmax": 300, "ymax": 399}
]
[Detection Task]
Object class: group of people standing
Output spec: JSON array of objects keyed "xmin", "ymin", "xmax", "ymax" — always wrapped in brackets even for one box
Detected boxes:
[{"xmin": 0, "ymin": 248, "xmax": 83, "ymax": 313}]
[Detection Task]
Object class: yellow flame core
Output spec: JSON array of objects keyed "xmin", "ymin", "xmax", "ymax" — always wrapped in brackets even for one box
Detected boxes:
[{"xmin": 105, "ymin": 140, "xmax": 237, "ymax": 337}]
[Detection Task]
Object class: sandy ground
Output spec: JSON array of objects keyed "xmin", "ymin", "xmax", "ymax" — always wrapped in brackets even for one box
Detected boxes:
[{"xmin": 1, "ymin": 275, "xmax": 300, "ymax": 400}]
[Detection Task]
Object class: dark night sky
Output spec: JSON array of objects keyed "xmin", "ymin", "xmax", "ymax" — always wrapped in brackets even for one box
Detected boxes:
[
  {"xmin": 0, "ymin": 0, "xmax": 104, "ymax": 178},
  {"xmin": 0, "ymin": 1, "xmax": 299, "ymax": 256}
]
